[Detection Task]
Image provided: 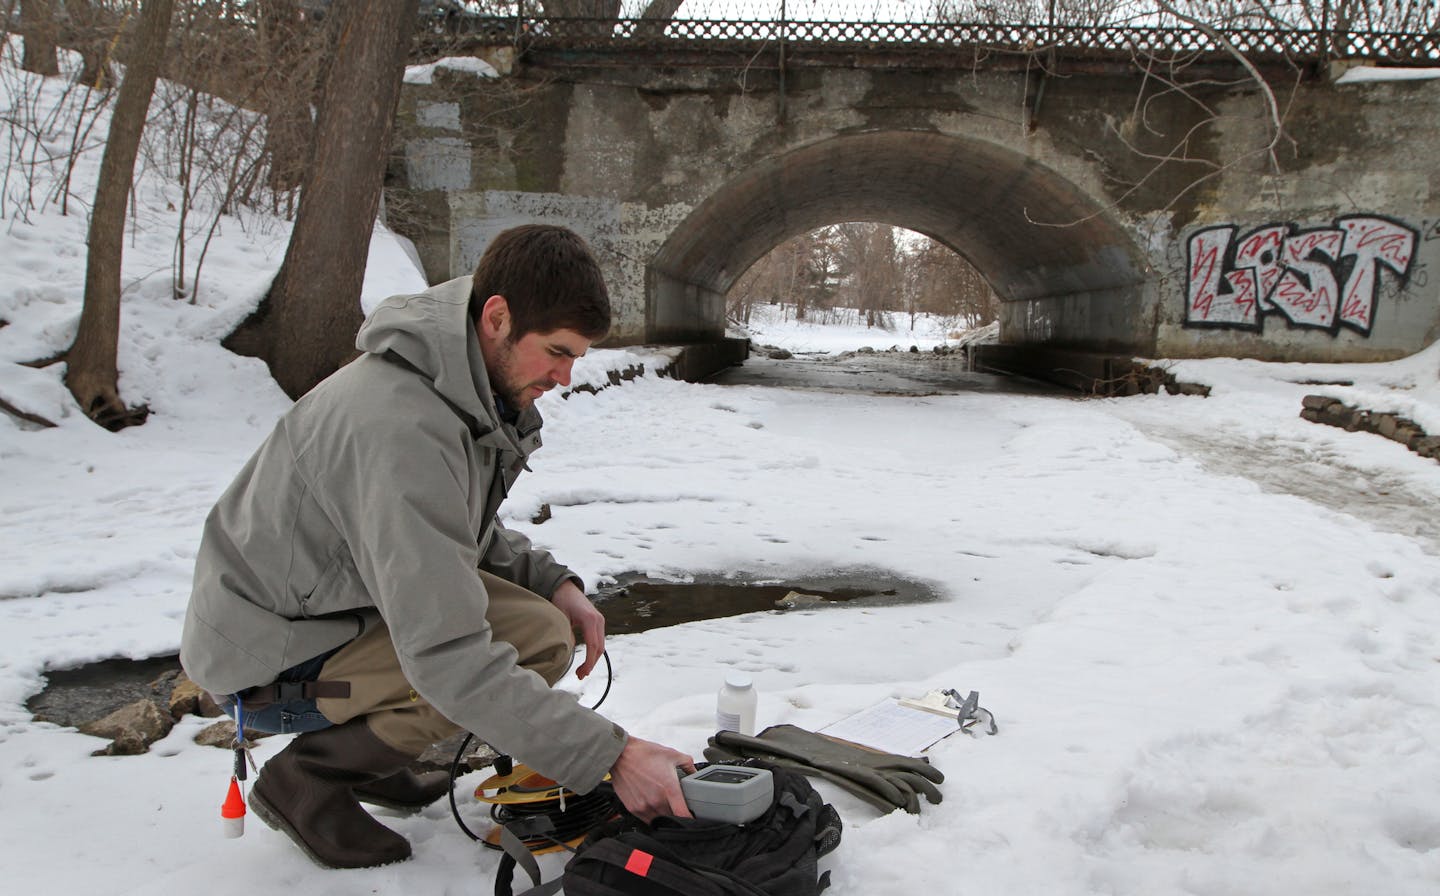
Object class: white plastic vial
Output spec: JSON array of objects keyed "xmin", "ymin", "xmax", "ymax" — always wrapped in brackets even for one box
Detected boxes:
[
  {"xmin": 716, "ymin": 671, "xmax": 757, "ymax": 736},
  {"xmin": 222, "ymin": 813, "xmax": 245, "ymax": 839}
]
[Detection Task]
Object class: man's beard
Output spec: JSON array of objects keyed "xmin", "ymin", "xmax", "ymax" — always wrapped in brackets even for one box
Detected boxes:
[{"xmin": 488, "ymin": 338, "xmax": 552, "ymax": 411}]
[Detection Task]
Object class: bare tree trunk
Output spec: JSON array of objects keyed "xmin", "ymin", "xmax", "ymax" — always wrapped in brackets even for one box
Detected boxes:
[
  {"xmin": 257, "ymin": 0, "xmax": 322, "ymax": 194},
  {"xmin": 633, "ymin": 0, "xmax": 681, "ymax": 39},
  {"xmin": 20, "ymin": 0, "xmax": 61, "ymax": 76},
  {"xmin": 66, "ymin": 0, "xmax": 175, "ymax": 431},
  {"xmin": 788, "ymin": 240, "xmax": 807, "ymax": 321},
  {"xmin": 640, "ymin": 0, "xmax": 684, "ymax": 19},
  {"xmin": 543, "ymin": 0, "xmax": 621, "ymax": 16},
  {"xmin": 227, "ymin": 0, "xmax": 420, "ymax": 400},
  {"xmin": 70, "ymin": 0, "xmax": 121, "ymax": 90}
]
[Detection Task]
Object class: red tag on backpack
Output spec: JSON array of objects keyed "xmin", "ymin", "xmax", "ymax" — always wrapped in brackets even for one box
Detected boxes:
[{"xmin": 624, "ymin": 848, "xmax": 654, "ymax": 877}]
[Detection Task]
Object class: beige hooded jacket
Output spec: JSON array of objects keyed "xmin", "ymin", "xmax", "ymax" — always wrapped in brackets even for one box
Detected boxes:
[{"xmin": 180, "ymin": 276, "xmax": 625, "ymax": 791}]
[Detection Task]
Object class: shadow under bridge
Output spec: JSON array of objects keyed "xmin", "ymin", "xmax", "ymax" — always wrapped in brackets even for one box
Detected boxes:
[{"xmin": 645, "ymin": 130, "xmax": 1153, "ymax": 356}]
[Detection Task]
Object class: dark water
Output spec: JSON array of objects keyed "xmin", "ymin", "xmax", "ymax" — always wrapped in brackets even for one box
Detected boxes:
[
  {"xmin": 595, "ymin": 574, "xmax": 937, "ymax": 634},
  {"xmin": 28, "ymin": 577, "xmax": 935, "ymax": 726},
  {"xmin": 713, "ymin": 351, "xmax": 1066, "ymax": 396},
  {"xmin": 26, "ymin": 654, "xmax": 181, "ymax": 729}
]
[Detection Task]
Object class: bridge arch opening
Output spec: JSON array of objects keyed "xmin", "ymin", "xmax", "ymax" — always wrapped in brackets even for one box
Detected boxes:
[
  {"xmin": 726, "ymin": 223, "xmax": 1000, "ymax": 341},
  {"xmin": 647, "ymin": 130, "xmax": 1150, "ymax": 351}
]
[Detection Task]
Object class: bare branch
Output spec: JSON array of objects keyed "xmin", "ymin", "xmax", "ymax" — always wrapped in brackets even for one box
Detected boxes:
[
  {"xmin": 1153, "ymin": 0, "xmax": 1285, "ymax": 172},
  {"xmin": 0, "ymin": 394, "xmax": 57, "ymax": 429}
]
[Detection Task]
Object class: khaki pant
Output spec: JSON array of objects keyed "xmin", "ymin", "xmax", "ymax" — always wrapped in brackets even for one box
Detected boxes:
[{"xmin": 315, "ymin": 571, "xmax": 575, "ymax": 755}]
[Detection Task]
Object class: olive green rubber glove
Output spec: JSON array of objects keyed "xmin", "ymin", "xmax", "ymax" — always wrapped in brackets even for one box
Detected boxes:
[{"xmin": 705, "ymin": 724, "xmax": 944, "ymax": 815}]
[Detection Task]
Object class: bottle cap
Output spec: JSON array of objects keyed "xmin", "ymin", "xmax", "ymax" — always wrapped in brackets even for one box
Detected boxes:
[
  {"xmin": 724, "ymin": 671, "xmax": 753, "ymax": 689},
  {"xmin": 221, "ymin": 776, "xmax": 246, "ymax": 819}
]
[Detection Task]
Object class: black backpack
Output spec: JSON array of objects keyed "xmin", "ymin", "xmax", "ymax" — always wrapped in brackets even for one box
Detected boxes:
[
  {"xmin": 499, "ymin": 762, "xmax": 842, "ymax": 896},
  {"xmin": 564, "ymin": 762, "xmax": 843, "ymax": 896}
]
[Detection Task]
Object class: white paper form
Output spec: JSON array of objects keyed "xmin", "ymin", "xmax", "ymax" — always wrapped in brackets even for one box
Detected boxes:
[{"xmin": 817, "ymin": 698, "xmax": 961, "ymax": 756}]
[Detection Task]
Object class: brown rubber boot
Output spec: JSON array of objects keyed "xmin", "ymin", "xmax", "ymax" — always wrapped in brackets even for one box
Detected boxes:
[
  {"xmin": 353, "ymin": 767, "xmax": 453, "ymax": 813},
  {"xmin": 249, "ymin": 720, "xmax": 415, "ymax": 869}
]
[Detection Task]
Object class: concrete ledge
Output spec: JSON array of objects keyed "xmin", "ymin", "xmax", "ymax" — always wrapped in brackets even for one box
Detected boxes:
[
  {"xmin": 661, "ymin": 338, "xmax": 750, "ymax": 382},
  {"xmin": 1300, "ymin": 395, "xmax": 1440, "ymax": 462},
  {"xmin": 971, "ymin": 345, "xmax": 1210, "ymax": 397}
]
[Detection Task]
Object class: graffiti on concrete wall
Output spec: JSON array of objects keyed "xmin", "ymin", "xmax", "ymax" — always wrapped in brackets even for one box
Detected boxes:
[{"xmin": 1184, "ymin": 215, "xmax": 1417, "ymax": 336}]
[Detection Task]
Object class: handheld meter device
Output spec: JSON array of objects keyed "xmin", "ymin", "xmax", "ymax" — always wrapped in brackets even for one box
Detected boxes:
[{"xmin": 679, "ymin": 764, "xmax": 774, "ymax": 824}]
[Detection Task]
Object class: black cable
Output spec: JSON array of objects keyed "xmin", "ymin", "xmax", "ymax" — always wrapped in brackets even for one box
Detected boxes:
[
  {"xmin": 448, "ymin": 730, "xmax": 484, "ymax": 841},
  {"xmin": 492, "ymin": 789, "xmax": 617, "ymax": 850},
  {"xmin": 589, "ymin": 649, "xmax": 613, "ymax": 711},
  {"xmin": 448, "ymin": 648, "xmax": 614, "ymax": 841}
]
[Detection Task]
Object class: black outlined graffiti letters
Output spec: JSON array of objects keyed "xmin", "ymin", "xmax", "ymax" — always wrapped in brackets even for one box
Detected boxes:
[{"xmin": 1185, "ymin": 215, "xmax": 1417, "ymax": 336}]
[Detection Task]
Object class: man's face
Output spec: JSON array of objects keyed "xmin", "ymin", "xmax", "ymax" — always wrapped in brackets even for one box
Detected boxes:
[{"xmin": 487, "ymin": 326, "xmax": 592, "ymax": 410}]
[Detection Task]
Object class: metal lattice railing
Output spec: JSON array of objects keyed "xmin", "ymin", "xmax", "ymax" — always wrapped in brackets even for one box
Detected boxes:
[{"xmin": 424, "ymin": 9, "xmax": 1440, "ymax": 64}]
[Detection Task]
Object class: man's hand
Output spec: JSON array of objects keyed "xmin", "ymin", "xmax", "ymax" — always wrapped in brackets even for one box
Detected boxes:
[
  {"xmin": 609, "ymin": 736, "xmax": 696, "ymax": 822},
  {"xmin": 552, "ymin": 579, "xmax": 605, "ymax": 679}
]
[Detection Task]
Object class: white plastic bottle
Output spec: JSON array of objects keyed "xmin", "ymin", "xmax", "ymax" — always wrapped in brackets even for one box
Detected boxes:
[{"xmin": 716, "ymin": 671, "xmax": 757, "ymax": 736}]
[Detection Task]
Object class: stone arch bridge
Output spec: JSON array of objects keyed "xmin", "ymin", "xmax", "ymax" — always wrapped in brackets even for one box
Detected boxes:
[{"xmin": 391, "ymin": 19, "xmax": 1440, "ymax": 372}]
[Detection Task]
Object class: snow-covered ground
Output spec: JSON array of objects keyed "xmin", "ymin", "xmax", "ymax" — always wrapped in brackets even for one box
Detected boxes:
[
  {"xmin": 4, "ymin": 41, "xmax": 1440, "ymax": 896},
  {"xmin": 738, "ymin": 302, "xmax": 960, "ymax": 354}
]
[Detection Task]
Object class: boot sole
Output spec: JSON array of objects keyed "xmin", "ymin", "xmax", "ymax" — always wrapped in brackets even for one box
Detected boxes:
[
  {"xmin": 250, "ymin": 787, "xmax": 412, "ymax": 870},
  {"xmin": 352, "ymin": 792, "xmax": 431, "ymax": 815}
]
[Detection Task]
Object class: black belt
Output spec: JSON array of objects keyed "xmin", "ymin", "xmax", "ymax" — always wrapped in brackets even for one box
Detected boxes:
[{"xmin": 237, "ymin": 679, "xmax": 351, "ymax": 709}]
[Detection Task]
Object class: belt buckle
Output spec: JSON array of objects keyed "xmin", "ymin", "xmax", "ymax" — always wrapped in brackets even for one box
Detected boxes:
[{"xmin": 275, "ymin": 681, "xmax": 308, "ymax": 703}]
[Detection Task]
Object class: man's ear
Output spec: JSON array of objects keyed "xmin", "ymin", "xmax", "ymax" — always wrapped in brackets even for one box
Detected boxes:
[{"xmin": 478, "ymin": 294, "xmax": 512, "ymax": 342}]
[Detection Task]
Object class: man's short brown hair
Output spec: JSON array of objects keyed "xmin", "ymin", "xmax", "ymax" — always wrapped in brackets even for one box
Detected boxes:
[{"xmin": 470, "ymin": 224, "xmax": 611, "ymax": 341}]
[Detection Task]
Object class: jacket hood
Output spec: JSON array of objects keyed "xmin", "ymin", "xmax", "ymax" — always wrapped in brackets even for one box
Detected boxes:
[{"xmin": 355, "ymin": 276, "xmax": 506, "ymax": 438}]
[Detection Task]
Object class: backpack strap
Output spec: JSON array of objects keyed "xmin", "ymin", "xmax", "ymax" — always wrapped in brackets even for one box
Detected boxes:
[{"xmin": 495, "ymin": 821, "xmax": 559, "ymax": 896}]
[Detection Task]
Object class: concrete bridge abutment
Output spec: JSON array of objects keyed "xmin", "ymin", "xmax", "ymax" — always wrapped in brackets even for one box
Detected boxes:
[{"xmin": 390, "ymin": 49, "xmax": 1440, "ymax": 368}]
